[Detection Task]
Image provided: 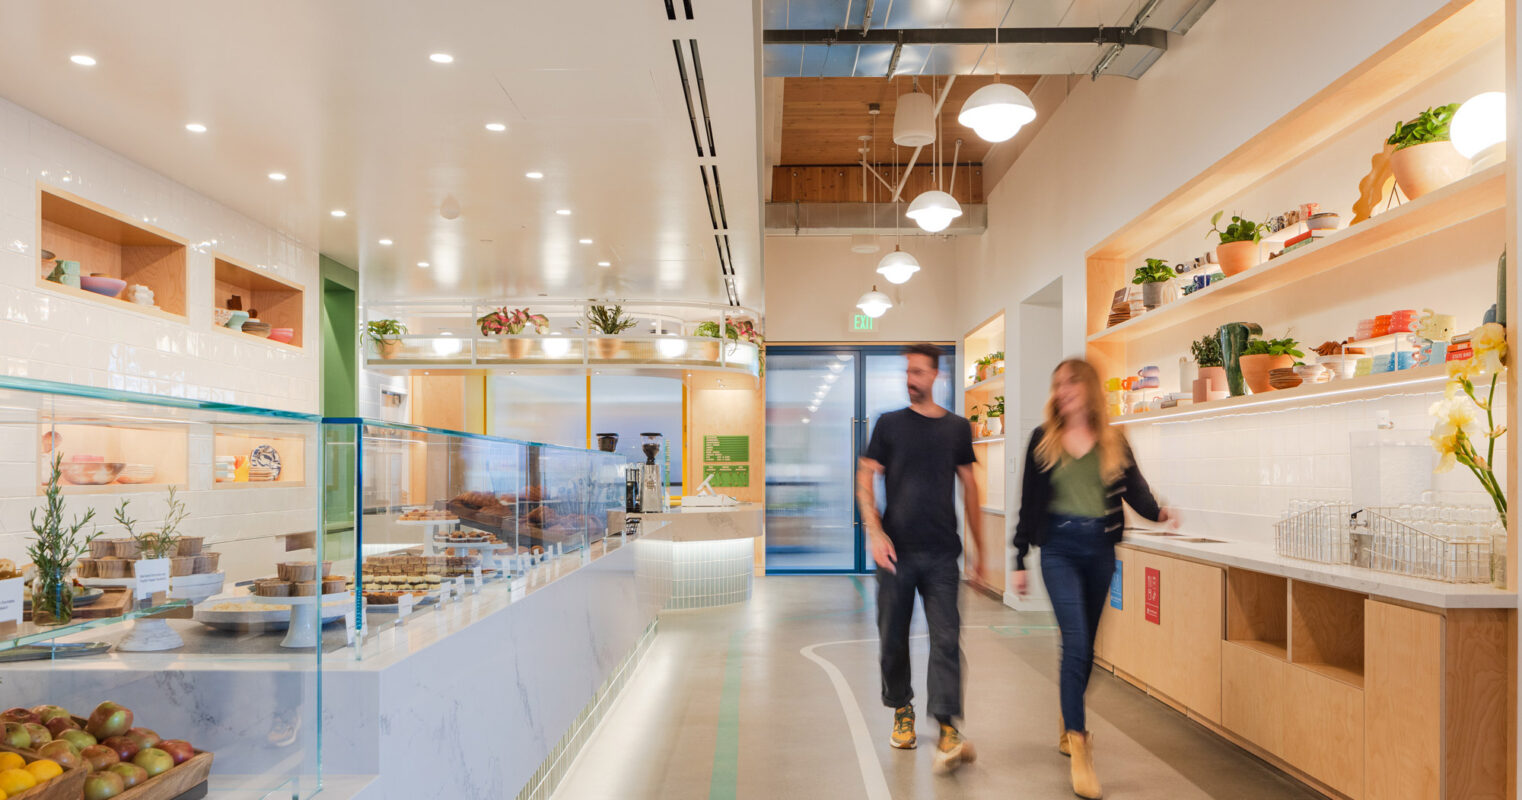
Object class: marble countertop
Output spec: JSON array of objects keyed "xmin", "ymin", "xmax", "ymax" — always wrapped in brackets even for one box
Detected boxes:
[
  {"xmin": 1121, "ymin": 531, "xmax": 1517, "ymax": 609},
  {"xmin": 610, "ymin": 505, "xmax": 762, "ymax": 542}
]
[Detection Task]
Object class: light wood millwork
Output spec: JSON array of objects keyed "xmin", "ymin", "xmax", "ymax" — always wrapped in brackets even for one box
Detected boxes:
[
  {"xmin": 1284, "ymin": 665, "xmax": 1365, "ymax": 799},
  {"xmin": 1222, "ymin": 640, "xmax": 1288, "ymax": 757},
  {"xmin": 1445, "ymin": 608, "xmax": 1510, "ymax": 798},
  {"xmin": 214, "ymin": 254, "xmax": 305, "ymax": 348},
  {"xmin": 779, "ymin": 75, "xmax": 1038, "ymax": 166},
  {"xmin": 770, "ymin": 164, "xmax": 983, "ymax": 204},
  {"xmin": 1290, "ymin": 581, "xmax": 1366, "ymax": 688},
  {"xmin": 37, "ymin": 184, "xmax": 188, "ymax": 319},
  {"xmin": 1365, "ymin": 600, "xmax": 1442, "ymax": 800}
]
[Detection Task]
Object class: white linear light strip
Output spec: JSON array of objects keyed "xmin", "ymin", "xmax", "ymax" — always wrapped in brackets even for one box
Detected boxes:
[{"xmin": 1110, "ymin": 374, "xmax": 1451, "ymax": 426}]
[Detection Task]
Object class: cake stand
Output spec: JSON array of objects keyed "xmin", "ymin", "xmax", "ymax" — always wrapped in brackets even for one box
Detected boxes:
[
  {"xmin": 431, "ymin": 535, "xmax": 512, "ymax": 569},
  {"xmin": 251, "ymin": 591, "xmax": 352, "ymax": 648},
  {"xmin": 399, "ymin": 518, "xmax": 459, "ymax": 556}
]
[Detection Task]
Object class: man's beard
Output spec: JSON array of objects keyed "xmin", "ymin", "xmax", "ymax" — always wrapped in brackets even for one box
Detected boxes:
[{"xmin": 908, "ymin": 385, "xmax": 927, "ymax": 404}]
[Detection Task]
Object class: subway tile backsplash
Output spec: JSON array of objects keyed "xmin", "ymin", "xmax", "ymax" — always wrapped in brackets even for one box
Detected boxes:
[{"xmin": 1124, "ymin": 388, "xmax": 1507, "ymax": 544}]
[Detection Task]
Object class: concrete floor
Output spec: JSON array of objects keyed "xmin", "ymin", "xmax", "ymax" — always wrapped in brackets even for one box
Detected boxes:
[{"xmin": 553, "ymin": 576, "xmax": 1318, "ymax": 799}]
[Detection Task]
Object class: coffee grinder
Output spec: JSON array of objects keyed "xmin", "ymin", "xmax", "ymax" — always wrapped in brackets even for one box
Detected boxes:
[{"xmin": 638, "ymin": 432, "xmax": 666, "ymax": 512}]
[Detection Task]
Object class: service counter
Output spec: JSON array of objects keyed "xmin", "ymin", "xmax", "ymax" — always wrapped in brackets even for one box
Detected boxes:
[
  {"xmin": 610, "ymin": 504, "xmax": 762, "ymax": 609},
  {"xmin": 1095, "ymin": 531, "xmax": 1513, "ymax": 800}
]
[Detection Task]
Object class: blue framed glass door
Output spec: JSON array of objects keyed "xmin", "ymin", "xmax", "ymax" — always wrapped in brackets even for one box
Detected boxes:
[{"xmin": 765, "ymin": 345, "xmax": 954, "ymax": 573}]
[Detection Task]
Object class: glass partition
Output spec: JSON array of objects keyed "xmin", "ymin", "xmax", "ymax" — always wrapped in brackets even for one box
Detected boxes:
[{"xmin": 0, "ymin": 376, "xmax": 326, "ymax": 798}]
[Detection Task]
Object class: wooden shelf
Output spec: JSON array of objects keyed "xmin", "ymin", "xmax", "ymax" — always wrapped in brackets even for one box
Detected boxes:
[
  {"xmin": 1227, "ymin": 638, "xmax": 1289, "ymax": 661},
  {"xmin": 213, "ymin": 480, "xmax": 308, "ymax": 490},
  {"xmin": 213, "ymin": 254, "xmax": 305, "ymax": 348},
  {"xmin": 972, "ymin": 436, "xmax": 1006, "ymax": 445},
  {"xmin": 1111, "ymin": 364, "xmax": 1449, "ymax": 425},
  {"xmin": 210, "ymin": 324, "xmax": 304, "ymax": 352},
  {"xmin": 36, "ymin": 184, "xmax": 188, "ymax": 319},
  {"xmin": 965, "ymin": 373, "xmax": 1005, "ymax": 394},
  {"xmin": 1089, "ymin": 165, "xmax": 1503, "ymax": 346},
  {"xmin": 1297, "ymin": 660, "xmax": 1366, "ymax": 690},
  {"xmin": 57, "ymin": 482, "xmax": 181, "ymax": 496},
  {"xmin": 1291, "ymin": 580, "xmax": 1366, "ymax": 688}
]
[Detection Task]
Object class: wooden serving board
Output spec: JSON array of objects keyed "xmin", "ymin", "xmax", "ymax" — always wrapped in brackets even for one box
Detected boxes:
[
  {"xmin": 0, "ymin": 743, "xmax": 88, "ymax": 800},
  {"xmin": 23, "ymin": 588, "xmax": 131, "ymax": 622},
  {"xmin": 117, "ymin": 750, "xmax": 214, "ymax": 800}
]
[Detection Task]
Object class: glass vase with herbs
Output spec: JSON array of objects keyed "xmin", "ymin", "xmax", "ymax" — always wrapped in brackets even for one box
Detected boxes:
[{"xmin": 28, "ymin": 453, "xmax": 101, "ymax": 625}]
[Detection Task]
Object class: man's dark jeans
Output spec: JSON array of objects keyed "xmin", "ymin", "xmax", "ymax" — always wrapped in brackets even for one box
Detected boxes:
[{"xmin": 877, "ymin": 550, "xmax": 962, "ymax": 720}]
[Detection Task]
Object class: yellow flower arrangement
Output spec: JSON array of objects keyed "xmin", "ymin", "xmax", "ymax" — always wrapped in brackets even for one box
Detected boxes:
[{"xmin": 1430, "ymin": 323, "xmax": 1507, "ymax": 520}]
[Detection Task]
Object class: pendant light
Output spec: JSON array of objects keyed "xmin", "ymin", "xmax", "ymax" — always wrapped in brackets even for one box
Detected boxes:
[
  {"xmin": 850, "ymin": 233, "xmax": 880, "ymax": 254},
  {"xmin": 908, "ymin": 78, "xmax": 962, "ymax": 233},
  {"xmin": 959, "ymin": 24, "xmax": 1037, "ymax": 143},
  {"xmin": 876, "ymin": 246, "xmax": 920, "ymax": 284},
  {"xmin": 856, "ymin": 285, "xmax": 893, "ymax": 318},
  {"xmin": 893, "ymin": 80, "xmax": 935, "ymax": 147}
]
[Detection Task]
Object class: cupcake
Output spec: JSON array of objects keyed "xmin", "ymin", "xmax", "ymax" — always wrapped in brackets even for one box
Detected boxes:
[
  {"xmin": 76, "ymin": 559, "xmax": 97, "ymax": 578},
  {"xmin": 196, "ymin": 552, "xmax": 221, "ymax": 573},
  {"xmin": 91, "ymin": 539, "xmax": 118, "ymax": 559},
  {"xmin": 112, "ymin": 539, "xmax": 141, "ymax": 559},
  {"xmin": 279, "ymin": 562, "xmax": 318, "ymax": 582},
  {"xmin": 255, "ymin": 580, "xmax": 291, "ymax": 597},
  {"xmin": 320, "ymin": 560, "xmax": 334, "ymax": 577},
  {"xmin": 96, "ymin": 558, "xmax": 132, "ymax": 579},
  {"xmin": 322, "ymin": 577, "xmax": 347, "ymax": 594},
  {"xmin": 290, "ymin": 581, "xmax": 318, "ymax": 597},
  {"xmin": 170, "ymin": 556, "xmax": 198, "ymax": 577},
  {"xmin": 177, "ymin": 537, "xmax": 204, "ymax": 556}
]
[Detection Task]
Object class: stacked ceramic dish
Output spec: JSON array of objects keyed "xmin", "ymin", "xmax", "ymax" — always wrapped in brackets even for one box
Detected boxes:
[
  {"xmin": 242, "ymin": 319, "xmax": 272, "ymax": 338},
  {"xmin": 1268, "ymin": 367, "xmax": 1302, "ymax": 390},
  {"xmin": 214, "ymin": 455, "xmax": 237, "ymax": 483},
  {"xmin": 248, "ymin": 465, "xmax": 276, "ymax": 482},
  {"xmin": 268, "ymin": 327, "xmax": 295, "ymax": 344},
  {"xmin": 114, "ymin": 464, "xmax": 157, "ymax": 484},
  {"xmin": 249, "ymin": 444, "xmax": 282, "ymax": 479},
  {"xmin": 80, "ymin": 274, "xmax": 127, "ymax": 298},
  {"xmin": 61, "ymin": 455, "xmax": 125, "ymax": 485}
]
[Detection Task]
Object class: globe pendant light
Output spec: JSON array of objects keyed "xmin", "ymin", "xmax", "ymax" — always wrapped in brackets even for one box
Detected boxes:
[
  {"xmin": 876, "ymin": 246, "xmax": 921, "ymax": 285},
  {"xmin": 1452, "ymin": 91, "xmax": 1507, "ymax": 173},
  {"xmin": 893, "ymin": 90, "xmax": 936, "ymax": 147},
  {"xmin": 906, "ymin": 190, "xmax": 962, "ymax": 233},
  {"xmin": 856, "ymin": 285, "xmax": 893, "ymax": 319},
  {"xmin": 959, "ymin": 82, "xmax": 1036, "ymax": 143}
]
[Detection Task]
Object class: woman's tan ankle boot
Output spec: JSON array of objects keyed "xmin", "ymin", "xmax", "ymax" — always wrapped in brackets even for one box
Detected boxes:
[
  {"xmin": 1069, "ymin": 731, "xmax": 1101, "ymax": 799},
  {"xmin": 1059, "ymin": 717, "xmax": 1071, "ymax": 756}
]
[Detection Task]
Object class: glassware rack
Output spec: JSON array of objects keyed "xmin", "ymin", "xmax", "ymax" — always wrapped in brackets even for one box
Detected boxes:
[{"xmin": 1275, "ymin": 500, "xmax": 1496, "ymax": 583}]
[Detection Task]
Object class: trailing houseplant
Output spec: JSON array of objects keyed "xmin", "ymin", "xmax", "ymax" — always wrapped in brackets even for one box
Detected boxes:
[
  {"xmin": 1429, "ymin": 322, "xmax": 1508, "ymax": 586},
  {"xmin": 1207, "ymin": 212, "xmax": 1268, "ymax": 277},
  {"xmin": 363, "ymin": 319, "xmax": 408, "ymax": 359},
  {"xmin": 1134, "ymin": 258, "xmax": 1177, "ymax": 308},
  {"xmin": 1387, "ymin": 103, "xmax": 1467, "ymax": 199},
  {"xmin": 29, "ymin": 453, "xmax": 101, "ymax": 625},
  {"xmin": 1239, "ymin": 335, "xmax": 1304, "ymax": 393}
]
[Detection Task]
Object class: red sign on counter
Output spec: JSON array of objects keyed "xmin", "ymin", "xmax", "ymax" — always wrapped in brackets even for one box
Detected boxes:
[{"xmin": 1144, "ymin": 567, "xmax": 1161, "ymax": 625}]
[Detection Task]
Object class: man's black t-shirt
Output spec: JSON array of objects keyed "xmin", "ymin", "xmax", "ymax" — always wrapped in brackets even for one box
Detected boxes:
[{"xmin": 864, "ymin": 407, "xmax": 977, "ymax": 556}]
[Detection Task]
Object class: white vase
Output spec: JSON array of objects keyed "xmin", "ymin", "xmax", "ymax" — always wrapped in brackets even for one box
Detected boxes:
[
  {"xmin": 1178, "ymin": 357, "xmax": 1197, "ymax": 394},
  {"xmin": 986, "ymin": 416, "xmax": 1003, "ymax": 436}
]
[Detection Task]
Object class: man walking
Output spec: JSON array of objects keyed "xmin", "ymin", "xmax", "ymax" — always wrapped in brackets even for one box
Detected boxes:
[{"xmin": 857, "ymin": 343, "xmax": 983, "ymax": 773}]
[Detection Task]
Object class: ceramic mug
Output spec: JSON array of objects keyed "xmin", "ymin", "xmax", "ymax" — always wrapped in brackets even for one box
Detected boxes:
[{"xmin": 1137, "ymin": 365, "xmax": 1161, "ymax": 389}]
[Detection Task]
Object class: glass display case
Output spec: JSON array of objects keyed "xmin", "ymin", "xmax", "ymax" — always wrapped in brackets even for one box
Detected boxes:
[
  {"xmin": 320, "ymin": 420, "xmax": 625, "ymax": 639},
  {"xmin": 0, "ymin": 375, "xmax": 328, "ymax": 798}
]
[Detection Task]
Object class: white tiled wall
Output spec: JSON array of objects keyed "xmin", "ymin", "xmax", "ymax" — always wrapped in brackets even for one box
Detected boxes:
[
  {"xmin": 1126, "ymin": 388, "xmax": 1508, "ymax": 544},
  {"xmin": 0, "ymin": 96, "xmax": 320, "ymax": 413}
]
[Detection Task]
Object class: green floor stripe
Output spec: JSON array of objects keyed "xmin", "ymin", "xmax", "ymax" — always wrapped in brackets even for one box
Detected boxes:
[
  {"xmin": 708, "ymin": 630, "xmax": 744, "ymax": 800},
  {"xmin": 850, "ymin": 575, "xmax": 869, "ymax": 606}
]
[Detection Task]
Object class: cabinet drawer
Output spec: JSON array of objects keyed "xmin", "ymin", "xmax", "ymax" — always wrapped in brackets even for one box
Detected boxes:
[
  {"xmin": 1283, "ymin": 665, "xmax": 1364, "ymax": 799},
  {"xmin": 1221, "ymin": 641, "xmax": 1286, "ymax": 757}
]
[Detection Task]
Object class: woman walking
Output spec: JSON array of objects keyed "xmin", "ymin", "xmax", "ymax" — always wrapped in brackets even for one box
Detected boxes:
[{"xmin": 1011, "ymin": 359, "xmax": 1171, "ymax": 799}]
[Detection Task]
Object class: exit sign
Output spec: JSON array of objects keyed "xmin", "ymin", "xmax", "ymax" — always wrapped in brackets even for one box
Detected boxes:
[{"xmin": 852, "ymin": 314, "xmax": 875, "ymax": 331}]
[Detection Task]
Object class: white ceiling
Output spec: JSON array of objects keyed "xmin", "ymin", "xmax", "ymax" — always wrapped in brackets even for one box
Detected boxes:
[{"xmin": 0, "ymin": 0, "xmax": 763, "ymax": 309}]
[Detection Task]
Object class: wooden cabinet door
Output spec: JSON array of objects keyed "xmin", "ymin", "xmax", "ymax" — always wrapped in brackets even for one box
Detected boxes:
[
  {"xmin": 1152, "ymin": 558, "xmax": 1223, "ymax": 723},
  {"xmin": 1284, "ymin": 666, "xmax": 1364, "ymax": 799},
  {"xmin": 1364, "ymin": 600, "xmax": 1441, "ymax": 800},
  {"xmin": 1221, "ymin": 641, "xmax": 1286, "ymax": 757}
]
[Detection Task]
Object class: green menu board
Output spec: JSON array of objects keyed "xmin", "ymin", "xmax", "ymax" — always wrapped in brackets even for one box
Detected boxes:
[
  {"xmin": 703, "ymin": 435, "xmax": 749, "ymax": 463},
  {"xmin": 703, "ymin": 464, "xmax": 750, "ymax": 488}
]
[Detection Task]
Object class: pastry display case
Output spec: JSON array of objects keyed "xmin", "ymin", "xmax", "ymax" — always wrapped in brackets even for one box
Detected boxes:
[
  {"xmin": 320, "ymin": 419, "xmax": 624, "ymax": 618},
  {"xmin": 0, "ymin": 375, "xmax": 329, "ymax": 798}
]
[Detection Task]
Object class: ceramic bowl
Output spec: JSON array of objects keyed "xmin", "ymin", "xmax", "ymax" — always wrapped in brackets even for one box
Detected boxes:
[
  {"xmin": 1306, "ymin": 212, "xmax": 1341, "ymax": 231},
  {"xmin": 1318, "ymin": 355, "xmax": 1362, "ymax": 380},
  {"xmin": 61, "ymin": 461, "xmax": 125, "ymax": 485},
  {"xmin": 243, "ymin": 321, "xmax": 272, "ymax": 338},
  {"xmin": 79, "ymin": 275, "xmax": 127, "ymax": 298},
  {"xmin": 225, "ymin": 310, "xmax": 250, "ymax": 330},
  {"xmin": 115, "ymin": 464, "xmax": 157, "ymax": 484},
  {"xmin": 214, "ymin": 308, "xmax": 235, "ymax": 327},
  {"xmin": 268, "ymin": 327, "xmax": 295, "ymax": 344},
  {"xmin": 1294, "ymin": 363, "xmax": 1328, "ymax": 383}
]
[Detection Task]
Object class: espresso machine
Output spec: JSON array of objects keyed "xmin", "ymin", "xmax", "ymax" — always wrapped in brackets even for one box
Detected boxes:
[{"xmin": 638, "ymin": 432, "xmax": 666, "ymax": 512}]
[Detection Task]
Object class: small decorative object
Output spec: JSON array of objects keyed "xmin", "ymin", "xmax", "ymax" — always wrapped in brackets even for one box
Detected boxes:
[
  {"xmin": 596, "ymin": 433, "xmax": 619, "ymax": 452},
  {"xmin": 1352, "ymin": 143, "xmax": 1398, "ymax": 225},
  {"xmin": 250, "ymin": 444, "xmax": 282, "ymax": 480},
  {"xmin": 1136, "ymin": 365, "xmax": 1161, "ymax": 389},
  {"xmin": 80, "ymin": 275, "xmax": 128, "ymax": 298},
  {"xmin": 29, "ymin": 453, "xmax": 102, "ymax": 624},
  {"xmin": 268, "ymin": 327, "xmax": 295, "ymax": 344},
  {"xmin": 62, "ymin": 460, "xmax": 125, "ymax": 485},
  {"xmin": 225, "ymin": 310, "xmax": 250, "ymax": 331},
  {"xmin": 1294, "ymin": 362, "xmax": 1328, "ymax": 384},
  {"xmin": 1305, "ymin": 212, "xmax": 1341, "ymax": 231},
  {"xmin": 1239, "ymin": 335, "xmax": 1304, "ymax": 393},
  {"xmin": 1207, "ymin": 212, "xmax": 1267, "ymax": 277},
  {"xmin": 1178, "ymin": 356, "xmax": 1197, "ymax": 394},
  {"xmin": 1191, "ymin": 333, "xmax": 1227, "ymax": 401},
  {"xmin": 1387, "ymin": 103, "xmax": 1468, "ymax": 199},
  {"xmin": 364, "ymin": 319, "xmax": 409, "ymax": 359},
  {"xmin": 226, "ymin": 294, "xmax": 244, "ymax": 311},
  {"xmin": 1429, "ymin": 322, "xmax": 1508, "ymax": 587},
  {"xmin": 213, "ymin": 308, "xmax": 235, "ymax": 327},
  {"xmin": 1132, "ymin": 258, "xmax": 1177, "ymax": 309},
  {"xmin": 242, "ymin": 312, "xmax": 272, "ymax": 338},
  {"xmin": 1217, "ymin": 322, "xmax": 1264, "ymax": 396},
  {"xmin": 989, "ymin": 350, "xmax": 1004, "ymax": 375}
]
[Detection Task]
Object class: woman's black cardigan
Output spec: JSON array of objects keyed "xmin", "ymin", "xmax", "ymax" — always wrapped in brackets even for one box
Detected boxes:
[{"xmin": 1011, "ymin": 426, "xmax": 1163, "ymax": 571}]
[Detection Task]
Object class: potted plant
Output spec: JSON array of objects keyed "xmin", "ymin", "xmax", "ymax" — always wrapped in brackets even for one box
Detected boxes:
[
  {"xmin": 364, "ymin": 319, "xmax": 408, "ymax": 359},
  {"xmin": 1191, "ymin": 333, "xmax": 1226, "ymax": 401},
  {"xmin": 974, "ymin": 355, "xmax": 993, "ymax": 383},
  {"xmin": 28, "ymin": 453, "xmax": 101, "ymax": 625},
  {"xmin": 1239, "ymin": 335, "xmax": 1304, "ymax": 393},
  {"xmin": 115, "ymin": 487, "xmax": 192, "ymax": 576},
  {"xmin": 1387, "ymin": 103, "xmax": 1467, "ymax": 200},
  {"xmin": 1207, "ymin": 212, "xmax": 1267, "ymax": 277},
  {"xmin": 989, "ymin": 351, "xmax": 1005, "ymax": 376},
  {"xmin": 968, "ymin": 404, "xmax": 984, "ymax": 438},
  {"xmin": 985, "ymin": 396, "xmax": 1005, "ymax": 436},
  {"xmin": 478, "ymin": 307, "xmax": 550, "ymax": 358},
  {"xmin": 1133, "ymin": 258, "xmax": 1177, "ymax": 309},
  {"xmin": 584, "ymin": 304, "xmax": 637, "ymax": 358}
]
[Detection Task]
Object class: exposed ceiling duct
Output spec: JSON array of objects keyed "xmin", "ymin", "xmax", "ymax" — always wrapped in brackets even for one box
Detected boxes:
[{"xmin": 764, "ymin": 0, "xmax": 1216, "ymax": 80}]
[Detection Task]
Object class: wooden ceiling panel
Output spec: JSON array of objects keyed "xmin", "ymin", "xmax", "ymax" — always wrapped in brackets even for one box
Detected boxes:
[{"xmin": 779, "ymin": 75, "xmax": 1040, "ymax": 165}]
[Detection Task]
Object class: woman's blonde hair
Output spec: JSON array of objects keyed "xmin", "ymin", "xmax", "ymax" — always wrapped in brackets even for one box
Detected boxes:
[{"xmin": 1035, "ymin": 358, "xmax": 1130, "ymax": 483}]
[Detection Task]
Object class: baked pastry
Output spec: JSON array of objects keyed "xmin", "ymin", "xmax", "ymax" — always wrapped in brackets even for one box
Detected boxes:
[
  {"xmin": 291, "ymin": 581, "xmax": 318, "ymax": 597},
  {"xmin": 255, "ymin": 580, "xmax": 292, "ymax": 597}
]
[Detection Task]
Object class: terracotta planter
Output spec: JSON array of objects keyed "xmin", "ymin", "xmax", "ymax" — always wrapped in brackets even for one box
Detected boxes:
[
  {"xmin": 1197, "ymin": 366, "xmax": 1227, "ymax": 395},
  {"xmin": 1239, "ymin": 354, "xmax": 1293, "ymax": 393},
  {"xmin": 1390, "ymin": 140, "xmax": 1469, "ymax": 200},
  {"xmin": 591, "ymin": 337, "xmax": 623, "ymax": 359},
  {"xmin": 377, "ymin": 339, "xmax": 403, "ymax": 359},
  {"xmin": 504, "ymin": 336, "xmax": 531, "ymax": 359},
  {"xmin": 1216, "ymin": 241, "xmax": 1259, "ymax": 277}
]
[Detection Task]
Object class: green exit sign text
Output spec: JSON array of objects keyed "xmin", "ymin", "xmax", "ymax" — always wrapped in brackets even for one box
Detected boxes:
[{"xmin": 852, "ymin": 314, "xmax": 875, "ymax": 331}]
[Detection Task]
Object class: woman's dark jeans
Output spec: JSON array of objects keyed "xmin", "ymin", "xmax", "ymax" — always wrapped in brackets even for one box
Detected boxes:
[{"xmin": 1040, "ymin": 514, "xmax": 1116, "ymax": 733}]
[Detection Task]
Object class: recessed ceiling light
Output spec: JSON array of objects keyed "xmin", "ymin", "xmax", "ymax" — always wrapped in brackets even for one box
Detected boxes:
[
  {"xmin": 578, "ymin": 238, "xmax": 593, "ymax": 244},
  {"xmin": 555, "ymin": 209, "xmax": 571, "ymax": 216},
  {"xmin": 597, "ymin": 261, "xmax": 611, "ymax": 267},
  {"xmin": 417, "ymin": 261, "xmax": 430, "ymax": 268},
  {"xmin": 267, "ymin": 172, "xmax": 287, "ymax": 182},
  {"xmin": 70, "ymin": 55, "xmax": 96, "ymax": 66},
  {"xmin": 525, "ymin": 172, "xmax": 544, "ymax": 180},
  {"xmin": 185, "ymin": 123, "xmax": 207, "ymax": 133},
  {"xmin": 429, "ymin": 53, "xmax": 454, "ymax": 64},
  {"xmin": 330, "ymin": 209, "xmax": 347, "ymax": 217},
  {"xmin": 485, "ymin": 123, "xmax": 506, "ymax": 132},
  {"xmin": 378, "ymin": 238, "xmax": 393, "ymax": 246}
]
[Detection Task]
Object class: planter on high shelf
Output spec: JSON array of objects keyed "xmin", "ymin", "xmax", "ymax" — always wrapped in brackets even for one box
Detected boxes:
[
  {"xmin": 1390, "ymin": 140, "xmax": 1469, "ymax": 200},
  {"xmin": 1238, "ymin": 354, "xmax": 1293, "ymax": 394},
  {"xmin": 1216, "ymin": 241, "xmax": 1259, "ymax": 277}
]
